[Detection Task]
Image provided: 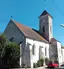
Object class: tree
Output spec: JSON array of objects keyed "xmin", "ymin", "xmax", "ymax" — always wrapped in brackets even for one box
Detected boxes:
[
  {"xmin": 4, "ymin": 42, "xmax": 20, "ymax": 67},
  {"xmin": 4, "ymin": 42, "xmax": 20, "ymax": 60},
  {"xmin": 0, "ymin": 34, "xmax": 7, "ymax": 58},
  {"xmin": 0, "ymin": 34, "xmax": 20, "ymax": 68}
]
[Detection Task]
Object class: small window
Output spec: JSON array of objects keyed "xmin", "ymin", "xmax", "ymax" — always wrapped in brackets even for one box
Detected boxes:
[
  {"xmin": 50, "ymin": 25, "xmax": 52, "ymax": 32},
  {"xmin": 32, "ymin": 45, "xmax": 35, "ymax": 55},
  {"xmin": 45, "ymin": 47, "xmax": 47, "ymax": 56},
  {"xmin": 9, "ymin": 37, "xmax": 14, "ymax": 42},
  {"xmin": 43, "ymin": 26, "xmax": 45, "ymax": 33},
  {"xmin": 61, "ymin": 50, "xmax": 63, "ymax": 56}
]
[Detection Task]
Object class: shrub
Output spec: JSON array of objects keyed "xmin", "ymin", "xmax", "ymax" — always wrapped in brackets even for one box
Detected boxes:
[
  {"xmin": 54, "ymin": 59, "xmax": 58, "ymax": 63},
  {"xmin": 45, "ymin": 57, "xmax": 49, "ymax": 65},
  {"xmin": 37, "ymin": 60, "xmax": 41, "ymax": 67},
  {"xmin": 37, "ymin": 58, "xmax": 44, "ymax": 67},
  {"xmin": 33, "ymin": 63, "xmax": 37, "ymax": 68},
  {"xmin": 48, "ymin": 58, "xmax": 59, "ymax": 64}
]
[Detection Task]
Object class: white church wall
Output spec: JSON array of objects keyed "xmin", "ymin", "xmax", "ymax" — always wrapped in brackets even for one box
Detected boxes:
[
  {"xmin": 61, "ymin": 48, "xmax": 64, "ymax": 63},
  {"xmin": 26, "ymin": 38, "xmax": 49, "ymax": 68},
  {"xmin": 57, "ymin": 42, "xmax": 62, "ymax": 65}
]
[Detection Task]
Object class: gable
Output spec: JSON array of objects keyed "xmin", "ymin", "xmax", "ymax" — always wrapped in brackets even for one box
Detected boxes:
[{"xmin": 4, "ymin": 20, "xmax": 25, "ymax": 44}]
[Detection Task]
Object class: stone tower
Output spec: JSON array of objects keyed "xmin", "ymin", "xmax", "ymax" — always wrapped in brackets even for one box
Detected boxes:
[{"xmin": 39, "ymin": 10, "xmax": 53, "ymax": 41}]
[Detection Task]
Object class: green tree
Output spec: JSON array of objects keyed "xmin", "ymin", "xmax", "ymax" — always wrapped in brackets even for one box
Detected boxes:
[
  {"xmin": 4, "ymin": 42, "xmax": 20, "ymax": 67},
  {"xmin": 0, "ymin": 34, "xmax": 20, "ymax": 68},
  {"xmin": 0, "ymin": 34, "xmax": 7, "ymax": 58},
  {"xmin": 4, "ymin": 42, "xmax": 20, "ymax": 60}
]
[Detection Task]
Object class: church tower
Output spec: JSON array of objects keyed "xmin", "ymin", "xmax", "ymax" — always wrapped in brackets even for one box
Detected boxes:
[{"xmin": 39, "ymin": 10, "xmax": 53, "ymax": 41}]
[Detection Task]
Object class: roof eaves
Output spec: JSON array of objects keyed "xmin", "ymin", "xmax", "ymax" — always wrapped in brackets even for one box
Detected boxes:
[{"xmin": 25, "ymin": 36, "xmax": 48, "ymax": 43}]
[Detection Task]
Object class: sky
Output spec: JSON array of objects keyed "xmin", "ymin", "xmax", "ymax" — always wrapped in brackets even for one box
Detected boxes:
[{"xmin": 0, "ymin": 0, "xmax": 64, "ymax": 45}]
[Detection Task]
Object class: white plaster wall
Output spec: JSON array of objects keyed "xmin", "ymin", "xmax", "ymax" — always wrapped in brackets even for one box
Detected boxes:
[
  {"xmin": 61, "ymin": 48, "xmax": 64, "ymax": 63},
  {"xmin": 57, "ymin": 42, "xmax": 62, "ymax": 65},
  {"xmin": 26, "ymin": 38, "xmax": 49, "ymax": 68}
]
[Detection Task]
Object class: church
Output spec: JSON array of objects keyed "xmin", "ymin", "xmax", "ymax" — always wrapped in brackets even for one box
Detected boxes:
[{"xmin": 4, "ymin": 10, "xmax": 64, "ymax": 68}]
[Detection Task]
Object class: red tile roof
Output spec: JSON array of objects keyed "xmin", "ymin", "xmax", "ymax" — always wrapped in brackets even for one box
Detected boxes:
[{"xmin": 11, "ymin": 19, "xmax": 48, "ymax": 43}]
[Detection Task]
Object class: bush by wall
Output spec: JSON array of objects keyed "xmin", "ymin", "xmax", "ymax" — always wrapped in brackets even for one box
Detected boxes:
[
  {"xmin": 36, "ymin": 58, "xmax": 44, "ymax": 67},
  {"xmin": 45, "ymin": 57, "xmax": 49, "ymax": 65}
]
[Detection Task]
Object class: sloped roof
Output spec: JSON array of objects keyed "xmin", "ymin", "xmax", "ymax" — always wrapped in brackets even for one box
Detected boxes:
[
  {"xmin": 11, "ymin": 20, "xmax": 48, "ymax": 43},
  {"xmin": 51, "ymin": 38, "xmax": 61, "ymax": 43},
  {"xmin": 51, "ymin": 38, "xmax": 57, "ymax": 42}
]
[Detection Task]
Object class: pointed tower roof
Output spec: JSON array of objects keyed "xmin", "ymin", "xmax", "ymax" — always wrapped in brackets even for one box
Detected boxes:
[{"xmin": 39, "ymin": 10, "xmax": 52, "ymax": 18}]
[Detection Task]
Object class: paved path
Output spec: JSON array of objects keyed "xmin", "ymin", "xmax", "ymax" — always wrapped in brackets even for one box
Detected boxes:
[
  {"xmin": 10, "ymin": 67, "xmax": 64, "ymax": 69},
  {"xmin": 10, "ymin": 67, "xmax": 46, "ymax": 69}
]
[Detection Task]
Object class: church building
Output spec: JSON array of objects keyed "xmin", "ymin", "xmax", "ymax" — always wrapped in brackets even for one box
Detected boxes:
[{"xmin": 4, "ymin": 10, "xmax": 64, "ymax": 68}]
